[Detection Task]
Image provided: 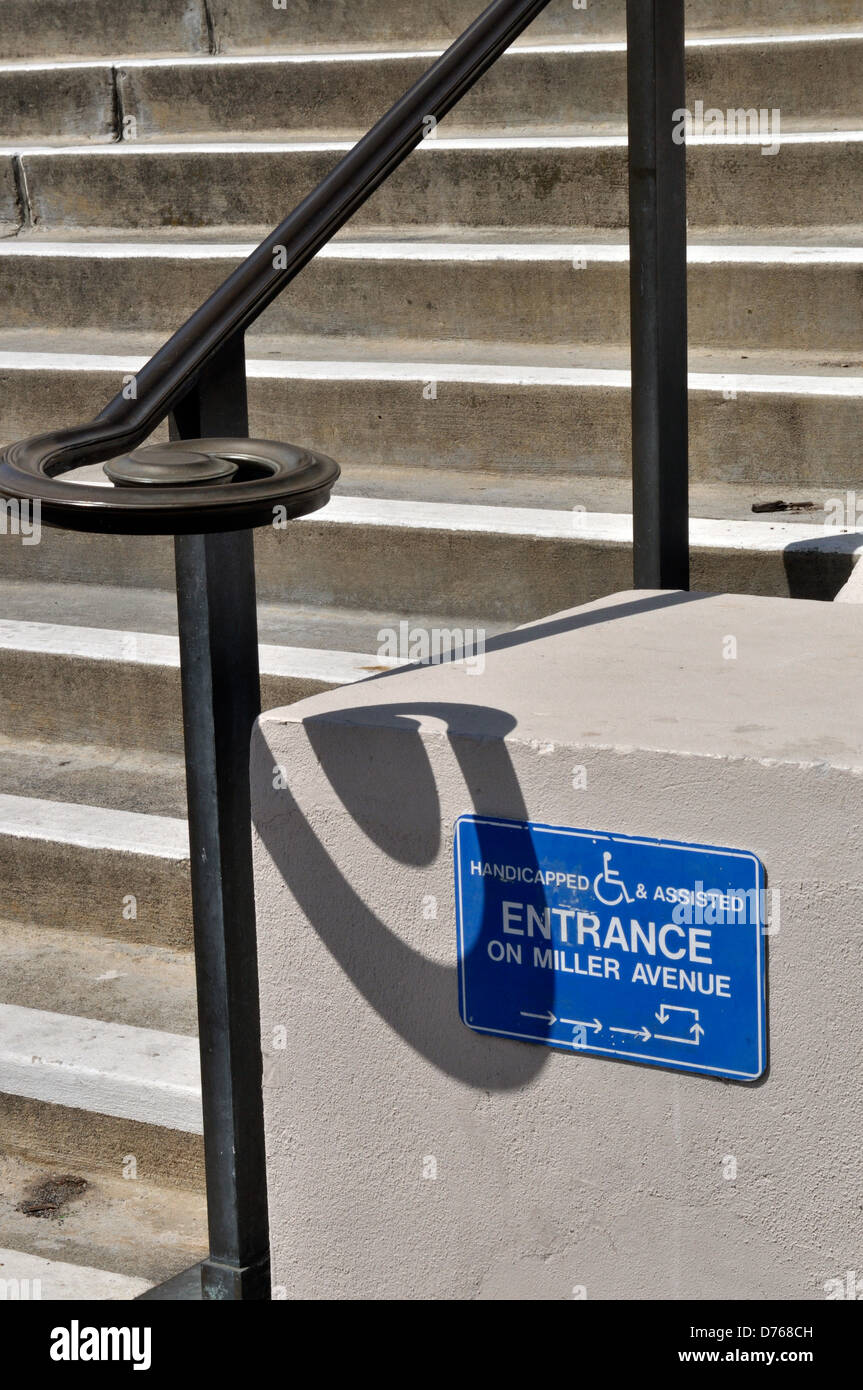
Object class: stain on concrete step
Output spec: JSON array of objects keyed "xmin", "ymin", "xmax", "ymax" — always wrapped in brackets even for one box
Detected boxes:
[{"xmin": 16, "ymin": 1173, "xmax": 87, "ymax": 1219}]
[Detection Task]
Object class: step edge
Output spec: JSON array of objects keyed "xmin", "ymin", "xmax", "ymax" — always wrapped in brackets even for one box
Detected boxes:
[
  {"xmin": 0, "ymin": 793, "xmax": 188, "ymax": 858},
  {"xmin": 0, "ymin": 1001, "xmax": 202, "ymax": 1134}
]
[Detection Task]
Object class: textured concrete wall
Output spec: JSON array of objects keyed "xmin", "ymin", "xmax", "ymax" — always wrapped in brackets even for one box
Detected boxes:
[{"xmin": 252, "ymin": 590, "xmax": 863, "ymax": 1299}]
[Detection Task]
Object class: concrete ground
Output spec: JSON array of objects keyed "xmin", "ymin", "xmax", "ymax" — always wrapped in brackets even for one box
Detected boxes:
[{"xmin": 0, "ymin": 1152, "xmax": 207, "ymax": 1295}]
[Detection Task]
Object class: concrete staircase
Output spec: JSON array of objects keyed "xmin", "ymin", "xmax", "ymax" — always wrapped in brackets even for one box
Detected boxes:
[{"xmin": 0, "ymin": 0, "xmax": 861, "ymax": 1296}]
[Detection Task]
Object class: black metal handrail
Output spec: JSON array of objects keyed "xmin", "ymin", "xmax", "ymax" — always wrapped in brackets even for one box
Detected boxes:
[{"xmin": 0, "ymin": 0, "xmax": 559, "ymax": 533}]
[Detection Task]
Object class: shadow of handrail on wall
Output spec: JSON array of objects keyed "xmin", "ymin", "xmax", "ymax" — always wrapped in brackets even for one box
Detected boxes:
[{"xmin": 252, "ymin": 590, "xmax": 707, "ymax": 1089}]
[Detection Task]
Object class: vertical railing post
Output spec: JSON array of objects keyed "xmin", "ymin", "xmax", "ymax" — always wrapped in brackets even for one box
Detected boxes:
[
  {"xmin": 626, "ymin": 0, "xmax": 689, "ymax": 590},
  {"xmin": 171, "ymin": 334, "xmax": 270, "ymax": 1300}
]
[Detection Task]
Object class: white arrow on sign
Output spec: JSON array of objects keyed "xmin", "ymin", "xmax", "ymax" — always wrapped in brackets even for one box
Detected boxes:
[
  {"xmin": 559, "ymin": 1017, "xmax": 602, "ymax": 1033},
  {"xmin": 655, "ymin": 1003, "xmax": 699, "ymax": 1025},
  {"xmin": 610, "ymin": 1024, "xmax": 651, "ymax": 1042},
  {"xmin": 521, "ymin": 1010, "xmax": 556, "ymax": 1025},
  {"xmin": 654, "ymin": 1022, "xmax": 706, "ymax": 1046}
]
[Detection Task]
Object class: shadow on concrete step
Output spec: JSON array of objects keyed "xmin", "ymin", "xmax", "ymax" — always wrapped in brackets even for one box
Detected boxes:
[{"xmin": 783, "ymin": 531, "xmax": 862, "ymax": 600}]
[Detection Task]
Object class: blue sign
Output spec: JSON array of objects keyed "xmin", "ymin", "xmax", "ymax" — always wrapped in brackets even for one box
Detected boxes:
[{"xmin": 455, "ymin": 815, "xmax": 767, "ymax": 1081}]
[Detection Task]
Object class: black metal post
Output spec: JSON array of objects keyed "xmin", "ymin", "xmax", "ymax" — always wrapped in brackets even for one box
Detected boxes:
[
  {"xmin": 171, "ymin": 335, "xmax": 270, "ymax": 1300},
  {"xmin": 626, "ymin": 0, "xmax": 689, "ymax": 590}
]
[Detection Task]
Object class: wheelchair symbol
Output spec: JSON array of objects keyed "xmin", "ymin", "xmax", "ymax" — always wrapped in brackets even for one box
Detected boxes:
[{"xmin": 593, "ymin": 851, "xmax": 635, "ymax": 906}]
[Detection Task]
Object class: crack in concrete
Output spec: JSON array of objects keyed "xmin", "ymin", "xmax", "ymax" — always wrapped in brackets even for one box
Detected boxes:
[
  {"xmin": 202, "ymin": 0, "xmax": 220, "ymax": 57},
  {"xmin": 111, "ymin": 65, "xmax": 126, "ymax": 143},
  {"xmin": 10, "ymin": 154, "xmax": 33, "ymax": 232}
]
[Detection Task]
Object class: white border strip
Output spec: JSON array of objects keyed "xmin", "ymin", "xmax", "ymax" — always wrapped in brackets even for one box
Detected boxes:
[
  {"xmin": 0, "ymin": 478, "xmax": 855, "ymax": 551},
  {"xmin": 0, "ymin": 1002, "xmax": 202, "ymax": 1133},
  {"xmin": 1, "ymin": 240, "xmax": 862, "ymax": 266},
  {"xmin": 302, "ymin": 498, "xmax": 863, "ymax": 553},
  {"xmin": 1, "ymin": 351, "xmax": 860, "ymax": 398},
  {"xmin": 0, "ymin": 620, "xmax": 403, "ymax": 683},
  {"xmin": 0, "ymin": 1249, "xmax": 153, "ymax": 1301},
  {"xmin": 0, "ymin": 793, "xmax": 188, "ymax": 859},
  {"xmin": 6, "ymin": 130, "xmax": 863, "ymax": 156}
]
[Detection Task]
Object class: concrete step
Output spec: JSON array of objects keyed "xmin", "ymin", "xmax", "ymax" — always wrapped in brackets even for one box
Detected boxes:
[
  {"xmin": 0, "ymin": 996, "xmax": 199, "ymax": 1140},
  {"xmin": 0, "ymin": 579, "xmax": 478, "ymax": 655},
  {"xmin": 206, "ymin": 1, "xmax": 863, "ymax": 53},
  {"xmin": 104, "ymin": 35, "xmax": 863, "ymax": 139},
  {"xmin": 0, "ymin": 737, "xmax": 188, "ymax": 818},
  {"xmin": 0, "ymin": 1081, "xmax": 201, "ymax": 1198},
  {"xmin": 0, "ymin": 1000, "xmax": 203, "ymax": 1192},
  {"xmin": 312, "ymin": 464, "xmax": 862, "ymax": 524},
  {"xmin": 0, "ymin": 342, "xmax": 861, "ymax": 490},
  {"xmin": 1, "ymin": 492, "xmax": 859, "ymax": 631},
  {"xmin": 3, "ymin": 1, "xmax": 858, "ymax": 64},
  {"xmin": 0, "ymin": 618, "xmax": 402, "ymax": 756},
  {"xmin": 0, "ymin": 793, "xmax": 191, "ymax": 948},
  {"xmin": 0, "ymin": 919, "xmax": 196, "ymax": 1040},
  {"xmin": 0, "ymin": 0, "xmax": 211, "ymax": 63},
  {"xmin": 0, "ymin": 923, "xmax": 204, "ymax": 1192},
  {"xmin": 3, "ymin": 238, "xmax": 862, "ymax": 355},
  {"xmin": 0, "ymin": 1154, "xmax": 206, "ymax": 1294},
  {"xmin": 4, "ymin": 133, "xmax": 863, "ymax": 236},
  {"xmin": 0, "ymin": 62, "xmax": 117, "ymax": 147},
  {"xmin": 4, "ymin": 34, "xmax": 862, "ymax": 145}
]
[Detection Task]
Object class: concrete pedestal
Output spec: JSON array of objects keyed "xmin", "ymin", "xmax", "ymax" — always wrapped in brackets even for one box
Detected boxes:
[{"xmin": 251, "ymin": 590, "xmax": 863, "ymax": 1300}]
